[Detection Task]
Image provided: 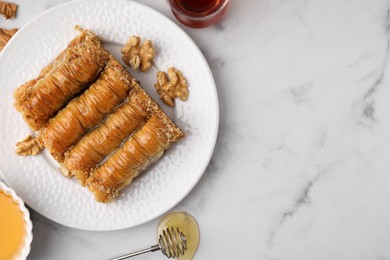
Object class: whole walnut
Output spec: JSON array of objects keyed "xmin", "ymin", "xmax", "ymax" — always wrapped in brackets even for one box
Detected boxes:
[
  {"xmin": 121, "ymin": 36, "xmax": 155, "ymax": 72},
  {"xmin": 155, "ymin": 67, "xmax": 189, "ymax": 107},
  {"xmin": 0, "ymin": 28, "xmax": 17, "ymax": 51}
]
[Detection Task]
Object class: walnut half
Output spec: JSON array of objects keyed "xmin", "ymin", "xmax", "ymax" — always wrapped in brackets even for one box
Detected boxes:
[
  {"xmin": 15, "ymin": 135, "xmax": 42, "ymax": 156},
  {"xmin": 0, "ymin": 28, "xmax": 17, "ymax": 51},
  {"xmin": 0, "ymin": 1, "xmax": 17, "ymax": 19},
  {"xmin": 154, "ymin": 67, "xmax": 189, "ymax": 107},
  {"xmin": 121, "ymin": 36, "xmax": 155, "ymax": 72}
]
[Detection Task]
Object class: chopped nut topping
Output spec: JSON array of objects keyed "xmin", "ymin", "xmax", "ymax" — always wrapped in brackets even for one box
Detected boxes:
[
  {"xmin": 0, "ymin": 1, "xmax": 17, "ymax": 19},
  {"xmin": 59, "ymin": 164, "xmax": 74, "ymax": 178},
  {"xmin": 121, "ymin": 36, "xmax": 155, "ymax": 72},
  {"xmin": 154, "ymin": 67, "xmax": 189, "ymax": 107},
  {"xmin": 15, "ymin": 135, "xmax": 42, "ymax": 156},
  {"xmin": 0, "ymin": 28, "xmax": 17, "ymax": 51}
]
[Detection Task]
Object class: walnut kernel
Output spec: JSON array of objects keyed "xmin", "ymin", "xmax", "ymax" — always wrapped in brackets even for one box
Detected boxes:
[
  {"xmin": 154, "ymin": 67, "xmax": 189, "ymax": 107},
  {"xmin": 121, "ymin": 36, "xmax": 155, "ymax": 72},
  {"xmin": 0, "ymin": 1, "xmax": 17, "ymax": 19},
  {"xmin": 0, "ymin": 28, "xmax": 17, "ymax": 51},
  {"xmin": 15, "ymin": 135, "xmax": 42, "ymax": 156}
]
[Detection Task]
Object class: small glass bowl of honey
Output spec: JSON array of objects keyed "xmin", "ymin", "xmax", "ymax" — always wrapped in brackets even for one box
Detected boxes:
[
  {"xmin": 0, "ymin": 182, "xmax": 33, "ymax": 260},
  {"xmin": 166, "ymin": 0, "xmax": 230, "ymax": 28}
]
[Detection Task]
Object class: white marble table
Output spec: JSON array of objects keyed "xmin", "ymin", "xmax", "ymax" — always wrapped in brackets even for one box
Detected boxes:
[{"xmin": 2, "ymin": 0, "xmax": 390, "ymax": 259}]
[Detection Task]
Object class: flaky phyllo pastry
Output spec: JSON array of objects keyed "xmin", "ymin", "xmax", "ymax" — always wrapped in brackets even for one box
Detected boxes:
[{"xmin": 13, "ymin": 28, "xmax": 184, "ymax": 203}]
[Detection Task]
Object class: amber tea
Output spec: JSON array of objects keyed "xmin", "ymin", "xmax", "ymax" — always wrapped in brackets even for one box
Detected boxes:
[{"xmin": 167, "ymin": 0, "xmax": 229, "ymax": 28}]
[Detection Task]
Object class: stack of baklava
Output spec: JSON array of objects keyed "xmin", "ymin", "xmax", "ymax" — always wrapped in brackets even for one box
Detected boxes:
[{"xmin": 13, "ymin": 28, "xmax": 183, "ymax": 203}]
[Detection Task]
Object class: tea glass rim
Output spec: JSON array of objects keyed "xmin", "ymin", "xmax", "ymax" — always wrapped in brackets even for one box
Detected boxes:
[{"xmin": 166, "ymin": 0, "xmax": 229, "ymax": 21}]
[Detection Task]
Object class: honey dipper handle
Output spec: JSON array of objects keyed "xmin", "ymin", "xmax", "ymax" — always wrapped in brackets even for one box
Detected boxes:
[{"xmin": 109, "ymin": 245, "xmax": 160, "ymax": 260}]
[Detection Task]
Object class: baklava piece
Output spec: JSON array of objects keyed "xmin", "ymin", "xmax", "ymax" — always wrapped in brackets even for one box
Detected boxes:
[{"xmin": 14, "ymin": 29, "xmax": 109, "ymax": 131}]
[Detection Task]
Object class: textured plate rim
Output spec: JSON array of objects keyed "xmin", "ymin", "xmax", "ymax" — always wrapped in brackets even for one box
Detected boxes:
[{"xmin": 0, "ymin": 0, "xmax": 219, "ymax": 231}]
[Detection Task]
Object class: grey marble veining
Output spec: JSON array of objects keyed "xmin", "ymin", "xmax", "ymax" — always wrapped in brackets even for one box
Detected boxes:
[{"xmin": 2, "ymin": 0, "xmax": 390, "ymax": 259}]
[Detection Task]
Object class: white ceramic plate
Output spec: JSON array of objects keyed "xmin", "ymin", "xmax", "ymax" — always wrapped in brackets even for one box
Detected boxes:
[{"xmin": 0, "ymin": 0, "xmax": 218, "ymax": 230}]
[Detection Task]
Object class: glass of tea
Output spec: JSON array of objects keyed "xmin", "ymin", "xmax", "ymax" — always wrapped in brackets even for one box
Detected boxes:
[{"xmin": 166, "ymin": 0, "xmax": 230, "ymax": 28}]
